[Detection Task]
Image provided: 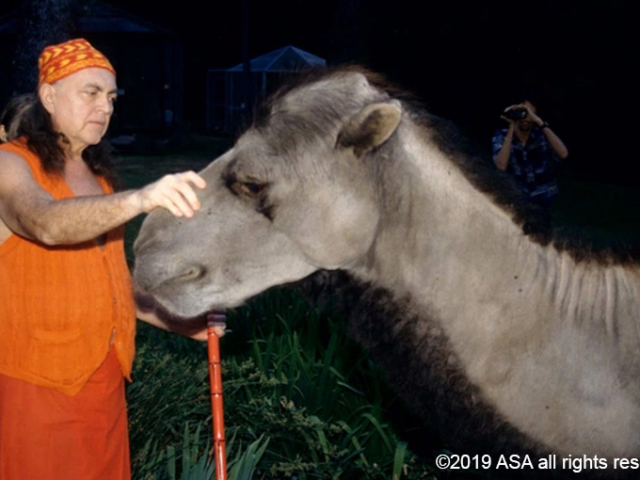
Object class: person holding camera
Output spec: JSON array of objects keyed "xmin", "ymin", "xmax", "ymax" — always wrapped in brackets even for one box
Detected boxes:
[{"xmin": 492, "ymin": 100, "xmax": 569, "ymax": 207}]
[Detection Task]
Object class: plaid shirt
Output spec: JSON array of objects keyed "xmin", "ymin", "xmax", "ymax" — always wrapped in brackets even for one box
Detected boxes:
[{"xmin": 492, "ymin": 126, "xmax": 560, "ymax": 201}]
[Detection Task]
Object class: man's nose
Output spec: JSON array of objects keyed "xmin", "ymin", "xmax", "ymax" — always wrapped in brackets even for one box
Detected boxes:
[{"xmin": 98, "ymin": 95, "xmax": 114, "ymax": 115}]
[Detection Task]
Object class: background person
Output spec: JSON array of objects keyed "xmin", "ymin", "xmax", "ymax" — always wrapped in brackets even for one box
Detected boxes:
[
  {"xmin": 0, "ymin": 92, "xmax": 36, "ymax": 142},
  {"xmin": 0, "ymin": 38, "xmax": 210, "ymax": 480},
  {"xmin": 492, "ymin": 99, "xmax": 569, "ymax": 207}
]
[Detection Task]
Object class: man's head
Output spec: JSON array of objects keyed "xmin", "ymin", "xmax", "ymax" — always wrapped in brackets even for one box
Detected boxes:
[
  {"xmin": 37, "ymin": 39, "xmax": 117, "ymax": 152},
  {"xmin": 515, "ymin": 100, "xmax": 537, "ymax": 132}
]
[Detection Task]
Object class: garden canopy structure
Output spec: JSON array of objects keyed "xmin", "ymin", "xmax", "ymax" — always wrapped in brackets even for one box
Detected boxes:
[{"xmin": 207, "ymin": 45, "xmax": 326, "ymax": 133}]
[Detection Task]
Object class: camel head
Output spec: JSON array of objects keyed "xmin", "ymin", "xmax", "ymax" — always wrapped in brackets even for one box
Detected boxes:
[{"xmin": 133, "ymin": 69, "xmax": 402, "ymax": 323}]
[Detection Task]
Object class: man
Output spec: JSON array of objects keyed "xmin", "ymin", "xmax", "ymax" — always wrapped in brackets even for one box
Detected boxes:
[
  {"xmin": 0, "ymin": 39, "xmax": 212, "ymax": 479},
  {"xmin": 492, "ymin": 100, "xmax": 569, "ymax": 207}
]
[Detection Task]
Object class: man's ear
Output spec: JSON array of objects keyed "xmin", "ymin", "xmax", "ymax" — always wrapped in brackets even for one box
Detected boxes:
[
  {"xmin": 336, "ymin": 100, "xmax": 402, "ymax": 157},
  {"xmin": 38, "ymin": 83, "xmax": 56, "ymax": 115}
]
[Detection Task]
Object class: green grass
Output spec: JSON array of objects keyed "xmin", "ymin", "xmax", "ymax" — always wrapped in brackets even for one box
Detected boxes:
[
  {"xmin": 121, "ymin": 139, "xmax": 435, "ymax": 479},
  {"xmin": 129, "ymin": 287, "xmax": 437, "ymax": 479}
]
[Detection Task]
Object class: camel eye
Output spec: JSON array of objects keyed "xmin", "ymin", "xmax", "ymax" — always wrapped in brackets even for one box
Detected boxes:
[
  {"xmin": 230, "ymin": 180, "xmax": 266, "ymax": 198},
  {"xmin": 242, "ymin": 182, "xmax": 264, "ymax": 196},
  {"xmin": 228, "ymin": 180, "xmax": 274, "ymax": 220}
]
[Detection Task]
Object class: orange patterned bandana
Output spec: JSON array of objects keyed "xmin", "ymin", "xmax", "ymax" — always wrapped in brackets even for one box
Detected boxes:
[{"xmin": 38, "ymin": 38, "xmax": 115, "ymax": 85}]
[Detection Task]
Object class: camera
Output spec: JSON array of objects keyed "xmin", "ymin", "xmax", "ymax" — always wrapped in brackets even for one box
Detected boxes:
[{"xmin": 503, "ymin": 107, "xmax": 528, "ymax": 120}]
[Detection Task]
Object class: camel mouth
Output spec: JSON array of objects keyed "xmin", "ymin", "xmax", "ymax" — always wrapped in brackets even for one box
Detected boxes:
[{"xmin": 135, "ymin": 291, "xmax": 226, "ymax": 337}]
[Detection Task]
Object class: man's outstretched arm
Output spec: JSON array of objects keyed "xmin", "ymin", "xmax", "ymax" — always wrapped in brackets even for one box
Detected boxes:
[{"xmin": 0, "ymin": 151, "xmax": 206, "ymax": 245}]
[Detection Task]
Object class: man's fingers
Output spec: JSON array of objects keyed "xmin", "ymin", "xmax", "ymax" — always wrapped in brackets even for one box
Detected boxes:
[
  {"xmin": 165, "ymin": 191, "xmax": 193, "ymax": 217},
  {"xmin": 173, "ymin": 178, "xmax": 202, "ymax": 212},
  {"xmin": 179, "ymin": 171, "xmax": 207, "ymax": 190},
  {"xmin": 189, "ymin": 325, "xmax": 226, "ymax": 342},
  {"xmin": 162, "ymin": 183, "xmax": 198, "ymax": 217},
  {"xmin": 167, "ymin": 172, "xmax": 206, "ymax": 215},
  {"xmin": 141, "ymin": 171, "xmax": 207, "ymax": 217},
  {"xmin": 211, "ymin": 325, "xmax": 226, "ymax": 337},
  {"xmin": 191, "ymin": 330, "xmax": 209, "ymax": 341}
]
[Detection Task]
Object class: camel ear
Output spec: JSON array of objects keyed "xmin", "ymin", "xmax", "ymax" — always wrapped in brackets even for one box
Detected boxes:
[{"xmin": 337, "ymin": 101, "xmax": 402, "ymax": 157}]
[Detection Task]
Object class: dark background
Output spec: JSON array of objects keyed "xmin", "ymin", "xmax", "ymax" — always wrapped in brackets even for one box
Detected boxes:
[{"xmin": 0, "ymin": 0, "xmax": 637, "ymax": 188}]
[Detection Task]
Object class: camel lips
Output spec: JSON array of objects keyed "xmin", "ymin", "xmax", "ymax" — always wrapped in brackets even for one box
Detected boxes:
[{"xmin": 207, "ymin": 311, "xmax": 226, "ymax": 327}]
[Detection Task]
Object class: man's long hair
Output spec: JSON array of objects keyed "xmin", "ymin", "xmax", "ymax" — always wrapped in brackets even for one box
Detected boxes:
[{"xmin": 16, "ymin": 97, "xmax": 118, "ymax": 188}]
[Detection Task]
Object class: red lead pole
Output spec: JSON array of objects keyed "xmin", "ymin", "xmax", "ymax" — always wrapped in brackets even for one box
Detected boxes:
[{"xmin": 207, "ymin": 322, "xmax": 227, "ymax": 480}]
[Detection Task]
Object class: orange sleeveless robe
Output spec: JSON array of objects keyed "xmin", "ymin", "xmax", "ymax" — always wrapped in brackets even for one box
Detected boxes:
[{"xmin": 0, "ymin": 139, "xmax": 136, "ymax": 479}]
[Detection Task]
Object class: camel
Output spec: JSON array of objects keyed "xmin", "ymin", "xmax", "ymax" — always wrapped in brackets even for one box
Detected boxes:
[{"xmin": 133, "ymin": 67, "xmax": 640, "ymax": 476}]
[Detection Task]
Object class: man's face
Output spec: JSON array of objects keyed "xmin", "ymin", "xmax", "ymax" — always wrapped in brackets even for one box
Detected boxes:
[{"xmin": 41, "ymin": 68, "xmax": 117, "ymax": 151}]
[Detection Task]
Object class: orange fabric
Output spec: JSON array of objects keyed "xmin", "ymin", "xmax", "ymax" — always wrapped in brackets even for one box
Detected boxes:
[
  {"xmin": 0, "ymin": 139, "xmax": 136, "ymax": 396},
  {"xmin": 38, "ymin": 38, "xmax": 115, "ymax": 85},
  {"xmin": 0, "ymin": 347, "xmax": 131, "ymax": 480}
]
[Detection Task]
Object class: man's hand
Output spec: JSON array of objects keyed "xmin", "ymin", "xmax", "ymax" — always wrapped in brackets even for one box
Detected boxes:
[
  {"xmin": 520, "ymin": 104, "xmax": 544, "ymax": 126},
  {"xmin": 502, "ymin": 103, "xmax": 544, "ymax": 126},
  {"xmin": 500, "ymin": 104, "xmax": 525, "ymax": 126},
  {"xmin": 500, "ymin": 114, "xmax": 516, "ymax": 126},
  {"xmin": 134, "ymin": 171, "xmax": 206, "ymax": 218},
  {"xmin": 136, "ymin": 308, "xmax": 227, "ymax": 341}
]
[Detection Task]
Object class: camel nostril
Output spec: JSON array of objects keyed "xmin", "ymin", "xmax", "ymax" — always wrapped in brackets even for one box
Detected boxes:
[{"xmin": 177, "ymin": 265, "xmax": 207, "ymax": 282}]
